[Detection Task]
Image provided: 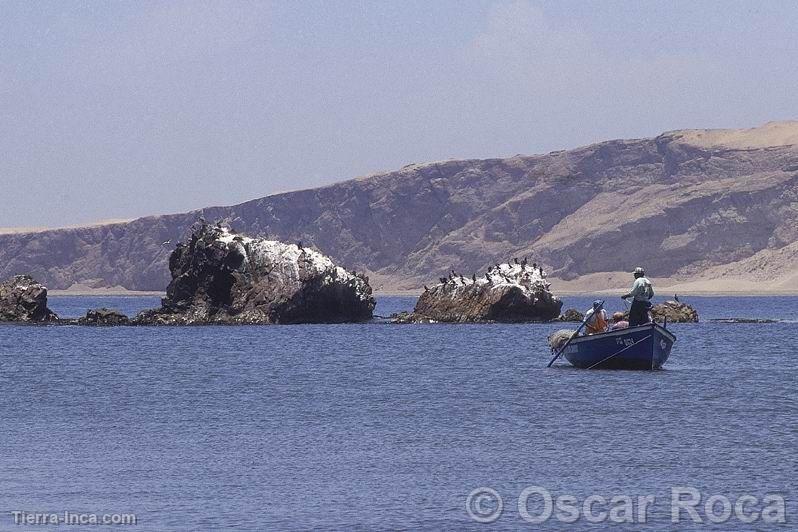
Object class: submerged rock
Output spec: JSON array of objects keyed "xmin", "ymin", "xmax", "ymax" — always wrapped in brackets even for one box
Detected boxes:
[
  {"xmin": 390, "ymin": 311, "xmax": 437, "ymax": 324},
  {"xmin": 135, "ymin": 224, "xmax": 375, "ymax": 324},
  {"xmin": 404, "ymin": 264, "xmax": 562, "ymax": 323},
  {"xmin": 0, "ymin": 275, "xmax": 58, "ymax": 322},
  {"xmin": 651, "ymin": 300, "xmax": 699, "ymax": 323},
  {"xmin": 559, "ymin": 308, "xmax": 584, "ymax": 322},
  {"xmin": 79, "ymin": 308, "xmax": 130, "ymax": 326}
]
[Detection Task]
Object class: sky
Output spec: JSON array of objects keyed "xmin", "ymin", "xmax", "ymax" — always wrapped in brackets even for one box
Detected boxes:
[{"xmin": 1, "ymin": 0, "xmax": 797, "ymax": 228}]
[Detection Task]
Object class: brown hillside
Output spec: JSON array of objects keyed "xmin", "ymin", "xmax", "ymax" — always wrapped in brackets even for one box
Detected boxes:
[{"xmin": 1, "ymin": 121, "xmax": 797, "ymax": 292}]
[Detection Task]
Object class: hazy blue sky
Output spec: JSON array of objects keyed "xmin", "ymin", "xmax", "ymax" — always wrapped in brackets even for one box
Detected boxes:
[{"xmin": 1, "ymin": 0, "xmax": 797, "ymax": 227}]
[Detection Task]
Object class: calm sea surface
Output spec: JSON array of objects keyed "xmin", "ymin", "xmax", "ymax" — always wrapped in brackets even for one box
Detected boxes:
[{"xmin": 1, "ymin": 295, "xmax": 796, "ymax": 530}]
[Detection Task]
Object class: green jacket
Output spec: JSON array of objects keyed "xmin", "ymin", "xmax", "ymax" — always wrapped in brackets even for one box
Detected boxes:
[{"xmin": 629, "ymin": 277, "xmax": 654, "ymax": 302}]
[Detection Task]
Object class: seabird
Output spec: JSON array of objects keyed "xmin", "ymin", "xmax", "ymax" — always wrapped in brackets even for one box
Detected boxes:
[
  {"xmin": 459, "ymin": 274, "xmax": 466, "ymax": 283},
  {"xmin": 424, "ymin": 285, "xmax": 429, "ymax": 292},
  {"xmin": 514, "ymin": 257, "xmax": 519, "ymax": 264},
  {"xmin": 161, "ymin": 239, "xmax": 171, "ymax": 246},
  {"xmin": 674, "ymin": 294, "xmax": 680, "ymax": 302},
  {"xmin": 297, "ymin": 240, "xmax": 303, "ymax": 250},
  {"xmin": 439, "ymin": 277, "xmax": 447, "ymax": 284},
  {"xmin": 472, "ymin": 273, "xmax": 477, "ymax": 282},
  {"xmin": 532, "ymin": 262, "xmax": 537, "ymax": 269},
  {"xmin": 487, "ymin": 266, "xmax": 493, "ymax": 273}
]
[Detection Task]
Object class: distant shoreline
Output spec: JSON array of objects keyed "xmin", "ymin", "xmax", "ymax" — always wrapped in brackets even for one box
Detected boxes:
[
  {"xmin": 47, "ymin": 288, "xmax": 798, "ymax": 298},
  {"xmin": 553, "ymin": 289, "xmax": 798, "ymax": 297},
  {"xmin": 50, "ymin": 289, "xmax": 164, "ymax": 297},
  {"xmin": 0, "ymin": 218, "xmax": 134, "ymax": 235}
]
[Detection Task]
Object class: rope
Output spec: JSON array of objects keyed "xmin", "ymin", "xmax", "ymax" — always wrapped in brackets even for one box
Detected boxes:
[
  {"xmin": 586, "ymin": 334, "xmax": 652, "ymax": 369},
  {"xmin": 651, "ymin": 339, "xmax": 656, "ymax": 371}
]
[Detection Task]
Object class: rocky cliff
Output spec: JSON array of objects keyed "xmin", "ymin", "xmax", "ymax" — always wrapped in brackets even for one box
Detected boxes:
[{"xmin": 1, "ymin": 121, "xmax": 797, "ymax": 291}]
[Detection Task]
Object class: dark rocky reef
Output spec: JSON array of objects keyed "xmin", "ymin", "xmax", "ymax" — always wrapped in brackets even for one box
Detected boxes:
[
  {"xmin": 708, "ymin": 317, "xmax": 779, "ymax": 324},
  {"xmin": 0, "ymin": 275, "xmax": 58, "ymax": 322},
  {"xmin": 78, "ymin": 308, "xmax": 130, "ymax": 326},
  {"xmin": 651, "ymin": 300, "xmax": 699, "ymax": 323},
  {"xmin": 135, "ymin": 224, "xmax": 375, "ymax": 325},
  {"xmin": 400, "ymin": 263, "xmax": 562, "ymax": 323}
]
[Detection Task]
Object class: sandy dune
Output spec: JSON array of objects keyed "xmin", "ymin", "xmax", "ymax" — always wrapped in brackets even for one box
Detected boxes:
[
  {"xmin": 669, "ymin": 120, "xmax": 798, "ymax": 150},
  {"xmin": 0, "ymin": 219, "xmax": 133, "ymax": 235}
]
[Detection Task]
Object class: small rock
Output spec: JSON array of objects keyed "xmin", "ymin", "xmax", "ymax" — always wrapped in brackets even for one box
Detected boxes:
[
  {"xmin": 390, "ymin": 311, "xmax": 436, "ymax": 324},
  {"xmin": 651, "ymin": 300, "xmax": 699, "ymax": 323},
  {"xmin": 390, "ymin": 311, "xmax": 413, "ymax": 324},
  {"xmin": 559, "ymin": 308, "xmax": 584, "ymax": 322},
  {"xmin": 78, "ymin": 308, "xmax": 129, "ymax": 326}
]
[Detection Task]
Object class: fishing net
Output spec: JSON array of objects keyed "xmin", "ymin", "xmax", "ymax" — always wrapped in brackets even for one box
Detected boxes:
[{"xmin": 548, "ymin": 329, "xmax": 578, "ymax": 351}]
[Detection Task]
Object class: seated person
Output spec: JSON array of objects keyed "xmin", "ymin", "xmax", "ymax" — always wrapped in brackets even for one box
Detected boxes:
[
  {"xmin": 584, "ymin": 300, "xmax": 608, "ymax": 335},
  {"xmin": 610, "ymin": 312, "xmax": 629, "ymax": 330}
]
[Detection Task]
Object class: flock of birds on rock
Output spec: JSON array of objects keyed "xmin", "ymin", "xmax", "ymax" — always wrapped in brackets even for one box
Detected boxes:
[
  {"xmin": 163, "ymin": 219, "xmax": 552, "ymax": 296},
  {"xmin": 161, "ymin": 217, "xmax": 314, "ymax": 254},
  {"xmin": 424, "ymin": 257, "xmax": 545, "ymax": 292}
]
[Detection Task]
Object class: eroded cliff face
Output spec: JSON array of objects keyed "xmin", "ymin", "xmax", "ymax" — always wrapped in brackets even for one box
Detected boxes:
[{"xmin": 1, "ymin": 122, "xmax": 797, "ymax": 290}]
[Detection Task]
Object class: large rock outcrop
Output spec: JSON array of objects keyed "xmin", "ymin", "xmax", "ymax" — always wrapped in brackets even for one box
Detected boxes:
[
  {"xmin": 135, "ymin": 224, "xmax": 375, "ymax": 324},
  {"xmin": 404, "ymin": 263, "xmax": 562, "ymax": 322},
  {"xmin": 2, "ymin": 121, "xmax": 798, "ymax": 292},
  {"xmin": 0, "ymin": 275, "xmax": 58, "ymax": 322}
]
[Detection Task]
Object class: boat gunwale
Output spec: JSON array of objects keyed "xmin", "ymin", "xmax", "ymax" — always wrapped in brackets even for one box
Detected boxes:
[{"xmin": 567, "ymin": 322, "xmax": 676, "ymax": 344}]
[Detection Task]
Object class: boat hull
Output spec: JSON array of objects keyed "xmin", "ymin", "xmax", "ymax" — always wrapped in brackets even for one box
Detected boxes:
[{"xmin": 562, "ymin": 323, "xmax": 675, "ymax": 370}]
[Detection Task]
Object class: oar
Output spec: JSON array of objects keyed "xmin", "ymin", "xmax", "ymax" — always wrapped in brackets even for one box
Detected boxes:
[{"xmin": 547, "ymin": 299, "xmax": 605, "ymax": 367}]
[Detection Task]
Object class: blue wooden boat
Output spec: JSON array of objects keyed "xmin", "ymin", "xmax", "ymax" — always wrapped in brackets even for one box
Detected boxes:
[{"xmin": 561, "ymin": 323, "xmax": 676, "ymax": 370}]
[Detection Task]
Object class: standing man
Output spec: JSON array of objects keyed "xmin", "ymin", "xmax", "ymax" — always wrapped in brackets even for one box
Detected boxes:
[{"xmin": 621, "ymin": 267, "xmax": 654, "ymax": 326}]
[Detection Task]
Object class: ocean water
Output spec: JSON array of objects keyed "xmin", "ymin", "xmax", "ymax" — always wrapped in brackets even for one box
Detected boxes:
[{"xmin": 1, "ymin": 295, "xmax": 796, "ymax": 531}]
